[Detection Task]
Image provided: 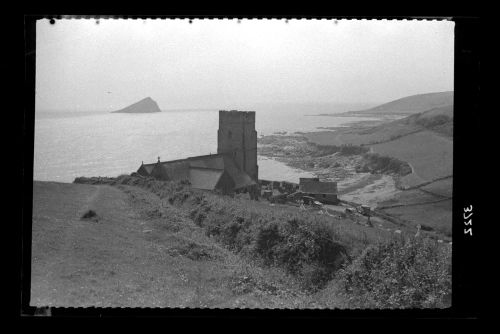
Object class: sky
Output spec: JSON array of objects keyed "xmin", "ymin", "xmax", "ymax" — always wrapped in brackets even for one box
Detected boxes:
[{"xmin": 35, "ymin": 19, "xmax": 454, "ymax": 112}]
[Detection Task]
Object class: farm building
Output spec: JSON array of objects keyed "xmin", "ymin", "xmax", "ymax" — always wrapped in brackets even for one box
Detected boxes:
[
  {"xmin": 299, "ymin": 177, "xmax": 338, "ymax": 204},
  {"xmin": 137, "ymin": 110, "xmax": 259, "ymax": 197}
]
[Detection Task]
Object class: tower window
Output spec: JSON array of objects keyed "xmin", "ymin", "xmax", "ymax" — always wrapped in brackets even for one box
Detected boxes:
[{"xmin": 228, "ymin": 130, "xmax": 232, "ymax": 139}]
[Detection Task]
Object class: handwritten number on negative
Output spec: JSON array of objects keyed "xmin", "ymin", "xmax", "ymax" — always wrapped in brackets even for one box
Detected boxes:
[{"xmin": 464, "ymin": 205, "xmax": 473, "ymax": 236}]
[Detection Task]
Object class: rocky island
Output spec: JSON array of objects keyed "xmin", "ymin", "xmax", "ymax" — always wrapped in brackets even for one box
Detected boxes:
[{"xmin": 112, "ymin": 97, "xmax": 162, "ymax": 113}]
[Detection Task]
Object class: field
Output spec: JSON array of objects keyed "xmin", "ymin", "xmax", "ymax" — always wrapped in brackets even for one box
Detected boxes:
[
  {"xmin": 377, "ymin": 187, "xmax": 452, "ymax": 239},
  {"xmin": 370, "ymin": 131, "xmax": 452, "ymax": 187},
  {"xmin": 259, "ymin": 126, "xmax": 453, "ymax": 241},
  {"xmin": 31, "ymin": 177, "xmax": 451, "ymax": 308},
  {"xmin": 381, "ymin": 200, "xmax": 452, "ymax": 238},
  {"xmin": 305, "ymin": 129, "xmax": 453, "ymax": 189},
  {"xmin": 421, "ymin": 178, "xmax": 453, "ymax": 198}
]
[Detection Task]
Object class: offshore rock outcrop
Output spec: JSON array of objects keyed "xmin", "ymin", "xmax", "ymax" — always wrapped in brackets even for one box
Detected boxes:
[{"xmin": 112, "ymin": 97, "xmax": 161, "ymax": 113}]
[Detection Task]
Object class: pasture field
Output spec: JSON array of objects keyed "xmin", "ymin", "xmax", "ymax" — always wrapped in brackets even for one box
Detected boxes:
[
  {"xmin": 420, "ymin": 178, "xmax": 453, "ymax": 198},
  {"xmin": 381, "ymin": 200, "xmax": 452, "ymax": 238},
  {"xmin": 370, "ymin": 131, "xmax": 452, "ymax": 186},
  {"xmin": 377, "ymin": 186, "xmax": 452, "ymax": 239}
]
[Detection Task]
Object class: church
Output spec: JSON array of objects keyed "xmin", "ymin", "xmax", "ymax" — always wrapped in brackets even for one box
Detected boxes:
[{"xmin": 136, "ymin": 110, "xmax": 259, "ymax": 196}]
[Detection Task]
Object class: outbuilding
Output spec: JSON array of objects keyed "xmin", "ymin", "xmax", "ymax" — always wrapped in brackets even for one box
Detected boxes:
[{"xmin": 299, "ymin": 178, "xmax": 339, "ymax": 204}]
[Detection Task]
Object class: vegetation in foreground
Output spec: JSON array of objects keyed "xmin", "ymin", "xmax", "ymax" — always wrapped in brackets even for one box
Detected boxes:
[{"xmin": 74, "ymin": 175, "xmax": 451, "ymax": 308}]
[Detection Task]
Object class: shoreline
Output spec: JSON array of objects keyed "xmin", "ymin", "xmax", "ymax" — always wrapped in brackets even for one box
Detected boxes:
[
  {"xmin": 257, "ymin": 117, "xmax": 452, "ymax": 240},
  {"xmin": 257, "ymin": 127, "xmax": 403, "ymax": 208}
]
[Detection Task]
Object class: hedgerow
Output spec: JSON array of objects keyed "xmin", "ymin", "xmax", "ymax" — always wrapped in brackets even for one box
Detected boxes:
[
  {"xmin": 75, "ymin": 175, "xmax": 452, "ymax": 304},
  {"xmin": 333, "ymin": 236, "xmax": 451, "ymax": 308}
]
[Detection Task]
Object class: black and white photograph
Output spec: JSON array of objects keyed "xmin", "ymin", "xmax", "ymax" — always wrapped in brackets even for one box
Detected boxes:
[{"xmin": 24, "ymin": 16, "xmax": 474, "ymax": 312}]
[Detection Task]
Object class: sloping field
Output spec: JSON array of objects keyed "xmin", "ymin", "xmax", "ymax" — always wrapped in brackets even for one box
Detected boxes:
[
  {"xmin": 305, "ymin": 105, "xmax": 453, "ymax": 147},
  {"xmin": 381, "ymin": 200, "xmax": 452, "ymax": 238},
  {"xmin": 31, "ymin": 181, "xmax": 310, "ymax": 308},
  {"xmin": 370, "ymin": 131, "xmax": 453, "ymax": 187},
  {"xmin": 421, "ymin": 178, "xmax": 453, "ymax": 198},
  {"xmin": 326, "ymin": 122, "xmax": 421, "ymax": 146},
  {"xmin": 304, "ymin": 126, "xmax": 418, "ymax": 146},
  {"xmin": 354, "ymin": 91, "xmax": 453, "ymax": 115},
  {"xmin": 377, "ymin": 187, "xmax": 452, "ymax": 239}
]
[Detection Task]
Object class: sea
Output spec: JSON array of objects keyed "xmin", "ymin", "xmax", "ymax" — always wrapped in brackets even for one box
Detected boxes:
[{"xmin": 33, "ymin": 103, "xmax": 378, "ymax": 183}]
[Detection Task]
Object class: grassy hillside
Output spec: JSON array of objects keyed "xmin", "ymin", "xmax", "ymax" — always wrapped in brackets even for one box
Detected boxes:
[
  {"xmin": 305, "ymin": 103, "xmax": 453, "ymax": 189},
  {"xmin": 307, "ymin": 104, "xmax": 453, "ymax": 147},
  {"xmin": 370, "ymin": 131, "xmax": 452, "ymax": 187},
  {"xmin": 58, "ymin": 175, "xmax": 451, "ymax": 308},
  {"xmin": 31, "ymin": 181, "xmax": 312, "ymax": 307},
  {"xmin": 353, "ymin": 91, "xmax": 453, "ymax": 115}
]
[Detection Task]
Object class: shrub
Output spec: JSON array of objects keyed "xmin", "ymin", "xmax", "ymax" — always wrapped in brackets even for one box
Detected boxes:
[
  {"xmin": 360, "ymin": 153, "xmax": 412, "ymax": 176},
  {"xmin": 310, "ymin": 144, "xmax": 369, "ymax": 157},
  {"xmin": 333, "ymin": 236, "xmax": 451, "ymax": 308},
  {"xmin": 77, "ymin": 175, "xmax": 395, "ymax": 294},
  {"xmin": 318, "ymin": 160, "xmax": 331, "ymax": 169},
  {"xmin": 81, "ymin": 209, "xmax": 98, "ymax": 221},
  {"xmin": 252, "ymin": 216, "xmax": 348, "ymax": 290},
  {"xmin": 416, "ymin": 115, "xmax": 451, "ymax": 128}
]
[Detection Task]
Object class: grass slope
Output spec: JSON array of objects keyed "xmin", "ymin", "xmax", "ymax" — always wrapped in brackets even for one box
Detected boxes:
[
  {"xmin": 305, "ymin": 104, "xmax": 453, "ymax": 189},
  {"xmin": 370, "ymin": 130, "xmax": 452, "ymax": 187},
  {"xmin": 31, "ymin": 181, "xmax": 311, "ymax": 308},
  {"xmin": 32, "ymin": 177, "xmax": 451, "ymax": 308},
  {"xmin": 355, "ymin": 91, "xmax": 453, "ymax": 115}
]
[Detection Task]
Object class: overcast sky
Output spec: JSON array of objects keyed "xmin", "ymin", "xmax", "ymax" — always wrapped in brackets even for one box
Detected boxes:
[{"xmin": 35, "ymin": 19, "xmax": 454, "ymax": 112}]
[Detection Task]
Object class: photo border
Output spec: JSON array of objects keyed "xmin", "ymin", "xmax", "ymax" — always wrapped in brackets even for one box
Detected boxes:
[{"xmin": 20, "ymin": 14, "xmax": 480, "ymax": 319}]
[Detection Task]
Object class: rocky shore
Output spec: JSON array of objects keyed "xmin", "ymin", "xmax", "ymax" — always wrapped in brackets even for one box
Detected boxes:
[{"xmin": 257, "ymin": 132, "xmax": 405, "ymax": 207}]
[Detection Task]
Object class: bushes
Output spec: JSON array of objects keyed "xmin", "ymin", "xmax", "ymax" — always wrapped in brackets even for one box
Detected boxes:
[
  {"xmin": 333, "ymin": 236, "xmax": 451, "ymax": 308},
  {"xmin": 318, "ymin": 160, "xmax": 331, "ymax": 169},
  {"xmin": 311, "ymin": 144, "xmax": 369, "ymax": 157},
  {"xmin": 92, "ymin": 175, "xmax": 348, "ymax": 290},
  {"xmin": 416, "ymin": 114, "xmax": 451, "ymax": 128},
  {"xmin": 253, "ymin": 217, "xmax": 348, "ymax": 290},
  {"xmin": 357, "ymin": 153, "xmax": 412, "ymax": 176},
  {"xmin": 76, "ymin": 175, "xmax": 450, "ymax": 304},
  {"xmin": 184, "ymin": 193, "xmax": 349, "ymax": 290}
]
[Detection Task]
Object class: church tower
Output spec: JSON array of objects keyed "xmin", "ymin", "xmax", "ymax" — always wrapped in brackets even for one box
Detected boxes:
[{"xmin": 217, "ymin": 110, "xmax": 258, "ymax": 181}]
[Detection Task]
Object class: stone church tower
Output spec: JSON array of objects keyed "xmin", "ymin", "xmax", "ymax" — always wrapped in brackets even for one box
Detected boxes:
[{"xmin": 217, "ymin": 110, "xmax": 258, "ymax": 181}]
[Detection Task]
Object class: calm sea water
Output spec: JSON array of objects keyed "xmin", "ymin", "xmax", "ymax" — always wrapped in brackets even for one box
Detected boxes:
[{"xmin": 34, "ymin": 104, "xmax": 376, "ymax": 183}]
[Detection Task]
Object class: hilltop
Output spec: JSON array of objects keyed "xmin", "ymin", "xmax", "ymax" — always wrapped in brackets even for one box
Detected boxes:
[
  {"xmin": 345, "ymin": 91, "xmax": 453, "ymax": 116},
  {"xmin": 111, "ymin": 97, "xmax": 162, "ymax": 113},
  {"xmin": 308, "ymin": 103, "xmax": 453, "ymax": 147}
]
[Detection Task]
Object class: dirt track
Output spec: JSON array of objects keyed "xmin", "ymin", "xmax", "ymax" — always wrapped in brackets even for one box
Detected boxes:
[{"xmin": 31, "ymin": 182, "xmax": 196, "ymax": 307}]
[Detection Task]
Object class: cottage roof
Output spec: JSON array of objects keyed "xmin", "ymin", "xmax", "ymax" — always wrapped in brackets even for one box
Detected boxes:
[
  {"xmin": 188, "ymin": 168, "xmax": 224, "ymax": 190},
  {"xmin": 188, "ymin": 154, "xmax": 225, "ymax": 169},
  {"xmin": 153, "ymin": 160, "xmax": 190, "ymax": 180},
  {"xmin": 299, "ymin": 180, "xmax": 337, "ymax": 194},
  {"xmin": 138, "ymin": 163, "xmax": 156, "ymax": 175},
  {"xmin": 188, "ymin": 154, "xmax": 255, "ymax": 190},
  {"xmin": 141, "ymin": 153, "xmax": 255, "ymax": 190}
]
